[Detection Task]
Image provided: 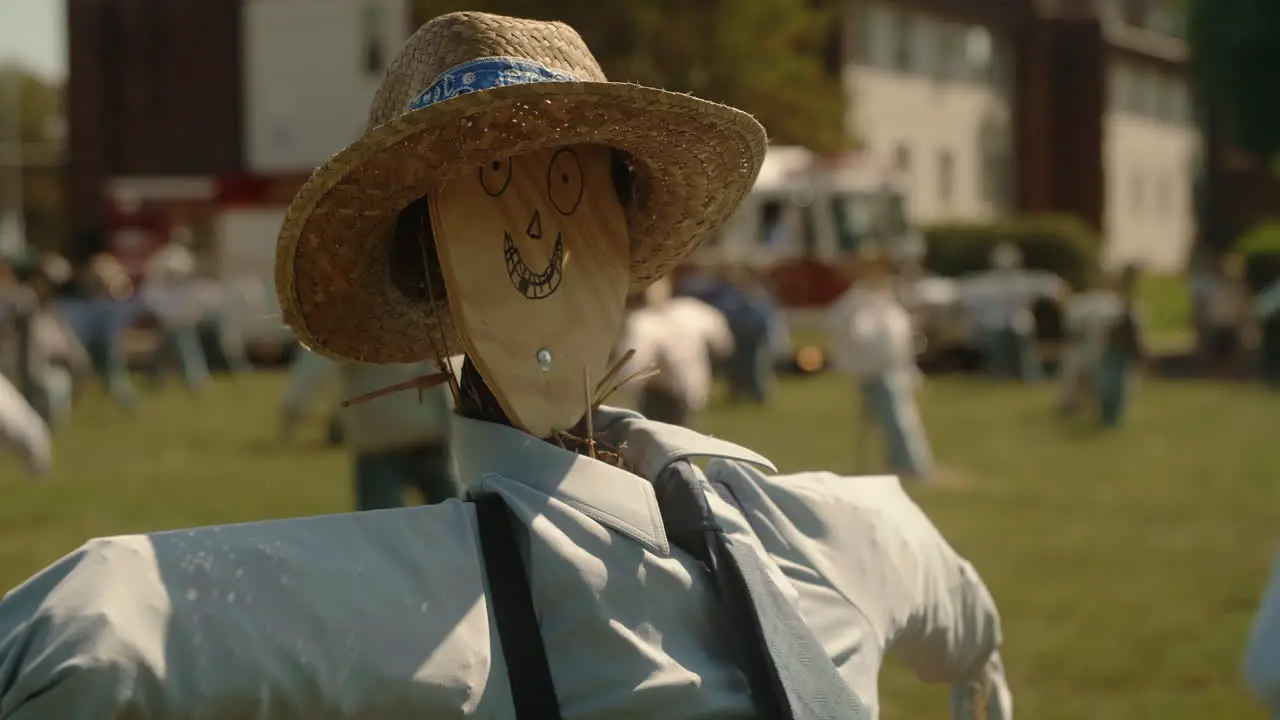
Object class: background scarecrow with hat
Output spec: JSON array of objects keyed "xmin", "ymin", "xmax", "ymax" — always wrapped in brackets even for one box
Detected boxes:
[
  {"xmin": 976, "ymin": 242, "xmax": 1042, "ymax": 382},
  {"xmin": 827, "ymin": 244, "xmax": 935, "ymax": 481},
  {"xmin": 0, "ymin": 12, "xmax": 1011, "ymax": 719}
]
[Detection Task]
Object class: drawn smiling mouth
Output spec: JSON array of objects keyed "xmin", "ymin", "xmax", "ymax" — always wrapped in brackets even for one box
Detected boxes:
[{"xmin": 504, "ymin": 232, "xmax": 565, "ymax": 300}]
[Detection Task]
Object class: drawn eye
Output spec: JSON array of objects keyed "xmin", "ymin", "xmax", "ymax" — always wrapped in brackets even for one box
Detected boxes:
[
  {"xmin": 479, "ymin": 156, "xmax": 513, "ymax": 197},
  {"xmin": 547, "ymin": 148, "xmax": 584, "ymax": 215}
]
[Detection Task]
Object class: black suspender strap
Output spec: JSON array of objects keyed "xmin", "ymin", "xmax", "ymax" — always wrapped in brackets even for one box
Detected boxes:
[{"xmin": 473, "ymin": 493, "xmax": 563, "ymax": 720}]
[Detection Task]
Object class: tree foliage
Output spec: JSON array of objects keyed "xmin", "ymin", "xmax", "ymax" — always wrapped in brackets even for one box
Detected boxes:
[
  {"xmin": 1188, "ymin": 0, "xmax": 1280, "ymax": 161},
  {"xmin": 413, "ymin": 0, "xmax": 849, "ymax": 152},
  {"xmin": 0, "ymin": 66, "xmax": 67, "ymax": 254}
]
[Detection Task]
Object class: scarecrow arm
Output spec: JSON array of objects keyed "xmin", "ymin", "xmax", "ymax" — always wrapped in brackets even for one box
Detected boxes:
[
  {"xmin": 1244, "ymin": 543, "xmax": 1280, "ymax": 716},
  {"xmin": 703, "ymin": 459, "xmax": 1012, "ymax": 719},
  {"xmin": 0, "ymin": 505, "xmax": 492, "ymax": 718}
]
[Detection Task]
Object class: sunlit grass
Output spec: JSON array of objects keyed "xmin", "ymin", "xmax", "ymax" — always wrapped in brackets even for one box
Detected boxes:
[{"xmin": 1, "ymin": 370, "xmax": 1274, "ymax": 719}]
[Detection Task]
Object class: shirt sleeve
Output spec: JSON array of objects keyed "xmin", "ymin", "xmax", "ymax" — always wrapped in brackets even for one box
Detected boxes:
[
  {"xmin": 706, "ymin": 465, "xmax": 1009, "ymax": 716},
  {"xmin": 853, "ymin": 481, "xmax": 1008, "ymax": 715},
  {"xmin": 1245, "ymin": 543, "xmax": 1280, "ymax": 714},
  {"xmin": 0, "ymin": 504, "xmax": 495, "ymax": 719}
]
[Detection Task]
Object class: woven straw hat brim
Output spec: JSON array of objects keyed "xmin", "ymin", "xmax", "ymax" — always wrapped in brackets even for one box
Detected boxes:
[{"xmin": 276, "ymin": 80, "xmax": 767, "ymax": 365}]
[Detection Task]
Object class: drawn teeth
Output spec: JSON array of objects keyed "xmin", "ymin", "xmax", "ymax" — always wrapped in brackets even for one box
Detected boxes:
[{"xmin": 504, "ymin": 232, "xmax": 564, "ymax": 299}]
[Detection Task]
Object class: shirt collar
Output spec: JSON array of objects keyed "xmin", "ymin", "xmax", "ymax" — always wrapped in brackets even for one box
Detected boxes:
[{"xmin": 450, "ymin": 407, "xmax": 776, "ymax": 554}]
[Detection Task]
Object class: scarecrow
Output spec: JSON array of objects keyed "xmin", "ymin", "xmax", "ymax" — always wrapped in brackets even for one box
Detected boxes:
[
  {"xmin": 828, "ymin": 246, "xmax": 934, "ymax": 480},
  {"xmin": 0, "ymin": 13, "xmax": 1011, "ymax": 719},
  {"xmin": 1097, "ymin": 264, "xmax": 1148, "ymax": 428},
  {"xmin": 977, "ymin": 242, "xmax": 1041, "ymax": 382}
]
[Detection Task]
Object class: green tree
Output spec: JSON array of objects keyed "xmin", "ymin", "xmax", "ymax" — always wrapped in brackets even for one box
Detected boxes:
[
  {"xmin": 413, "ymin": 0, "xmax": 849, "ymax": 152},
  {"xmin": 0, "ymin": 65, "xmax": 67, "ymax": 254},
  {"xmin": 1188, "ymin": 0, "xmax": 1280, "ymax": 161}
]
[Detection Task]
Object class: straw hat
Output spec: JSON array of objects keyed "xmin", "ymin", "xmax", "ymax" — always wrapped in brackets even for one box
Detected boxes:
[{"xmin": 275, "ymin": 12, "xmax": 768, "ymax": 364}]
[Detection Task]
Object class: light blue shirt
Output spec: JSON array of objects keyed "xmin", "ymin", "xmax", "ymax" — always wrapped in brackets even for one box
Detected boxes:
[
  {"xmin": 0, "ymin": 408, "xmax": 1010, "ymax": 719},
  {"xmin": 1246, "ymin": 542, "xmax": 1280, "ymax": 717}
]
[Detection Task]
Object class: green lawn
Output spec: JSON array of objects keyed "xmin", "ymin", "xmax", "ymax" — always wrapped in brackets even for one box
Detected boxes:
[{"xmin": 1, "ymin": 371, "xmax": 1276, "ymax": 719}]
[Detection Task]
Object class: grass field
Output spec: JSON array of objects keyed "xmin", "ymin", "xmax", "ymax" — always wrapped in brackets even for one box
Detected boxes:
[{"xmin": 1, "ymin": 370, "xmax": 1276, "ymax": 718}]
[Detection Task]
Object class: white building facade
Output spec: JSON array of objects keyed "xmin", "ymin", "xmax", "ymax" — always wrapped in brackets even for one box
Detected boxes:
[
  {"xmin": 845, "ymin": 1, "xmax": 1017, "ymax": 225},
  {"xmin": 843, "ymin": 0, "xmax": 1199, "ymax": 273},
  {"xmin": 1102, "ymin": 54, "xmax": 1199, "ymax": 272}
]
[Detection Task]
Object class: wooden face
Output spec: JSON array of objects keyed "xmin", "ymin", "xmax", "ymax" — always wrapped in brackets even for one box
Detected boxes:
[{"xmin": 430, "ymin": 145, "xmax": 630, "ymax": 437}]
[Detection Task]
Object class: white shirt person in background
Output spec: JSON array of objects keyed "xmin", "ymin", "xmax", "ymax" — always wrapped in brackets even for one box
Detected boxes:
[
  {"xmin": 828, "ymin": 246, "xmax": 935, "ymax": 481},
  {"xmin": 0, "ymin": 370, "xmax": 52, "ymax": 479},
  {"xmin": 616, "ymin": 276, "xmax": 734, "ymax": 428},
  {"xmin": 140, "ymin": 225, "xmax": 209, "ymax": 392},
  {"xmin": 974, "ymin": 243, "xmax": 1041, "ymax": 382},
  {"xmin": 1058, "ymin": 270, "xmax": 1122, "ymax": 417}
]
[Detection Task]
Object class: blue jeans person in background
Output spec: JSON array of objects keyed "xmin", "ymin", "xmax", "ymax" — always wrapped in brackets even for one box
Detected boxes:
[
  {"xmin": 727, "ymin": 322, "xmax": 774, "ymax": 404},
  {"xmin": 1097, "ymin": 347, "xmax": 1131, "ymax": 428},
  {"xmin": 860, "ymin": 374, "xmax": 934, "ymax": 481},
  {"xmin": 724, "ymin": 293, "xmax": 777, "ymax": 405},
  {"xmin": 58, "ymin": 297, "xmax": 140, "ymax": 412},
  {"xmin": 981, "ymin": 327, "xmax": 1040, "ymax": 382},
  {"xmin": 149, "ymin": 325, "xmax": 210, "ymax": 392},
  {"xmin": 354, "ymin": 444, "xmax": 457, "ymax": 511}
]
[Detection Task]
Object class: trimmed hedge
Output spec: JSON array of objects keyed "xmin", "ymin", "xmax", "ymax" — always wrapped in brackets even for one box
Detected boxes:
[
  {"xmin": 1235, "ymin": 221, "xmax": 1280, "ymax": 291},
  {"xmin": 921, "ymin": 215, "xmax": 1102, "ymax": 289}
]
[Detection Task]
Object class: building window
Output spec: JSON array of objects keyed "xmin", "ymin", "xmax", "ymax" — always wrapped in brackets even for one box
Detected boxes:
[
  {"xmin": 855, "ymin": 2, "xmax": 874, "ymax": 67},
  {"xmin": 1109, "ymin": 64, "xmax": 1128, "ymax": 110},
  {"xmin": 894, "ymin": 143, "xmax": 912, "ymax": 174},
  {"xmin": 1169, "ymin": 77, "xmax": 1191, "ymax": 124},
  {"xmin": 918, "ymin": 16, "xmax": 939, "ymax": 78},
  {"xmin": 894, "ymin": 143, "xmax": 913, "ymax": 199},
  {"xmin": 965, "ymin": 26, "xmax": 992, "ymax": 82},
  {"xmin": 981, "ymin": 149, "xmax": 1010, "ymax": 210},
  {"xmin": 1131, "ymin": 170, "xmax": 1145, "ymax": 214},
  {"xmin": 978, "ymin": 116, "xmax": 1010, "ymax": 210},
  {"xmin": 936, "ymin": 22, "xmax": 963, "ymax": 80},
  {"xmin": 988, "ymin": 36, "xmax": 1013, "ymax": 94},
  {"xmin": 893, "ymin": 11, "xmax": 915, "ymax": 72},
  {"xmin": 1139, "ymin": 68, "xmax": 1161, "ymax": 117},
  {"xmin": 937, "ymin": 150, "xmax": 954, "ymax": 205},
  {"xmin": 863, "ymin": 3, "xmax": 894, "ymax": 69},
  {"xmin": 1157, "ymin": 174, "xmax": 1172, "ymax": 214}
]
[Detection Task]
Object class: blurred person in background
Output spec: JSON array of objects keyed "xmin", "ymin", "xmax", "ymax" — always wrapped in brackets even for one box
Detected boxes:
[
  {"xmin": 279, "ymin": 348, "xmax": 457, "ymax": 511},
  {"xmin": 616, "ymin": 276, "xmax": 734, "ymax": 428},
  {"xmin": 1256, "ymin": 258, "xmax": 1280, "ymax": 386},
  {"xmin": 1058, "ymin": 267, "xmax": 1119, "ymax": 418},
  {"xmin": 18, "ymin": 254, "xmax": 91, "ymax": 427},
  {"xmin": 1097, "ymin": 264, "xmax": 1149, "ymax": 429},
  {"xmin": 828, "ymin": 246, "xmax": 934, "ymax": 481},
  {"xmin": 193, "ymin": 274, "xmax": 253, "ymax": 376},
  {"xmin": 1244, "ymin": 542, "xmax": 1280, "ymax": 718},
  {"xmin": 141, "ymin": 225, "xmax": 209, "ymax": 392},
  {"xmin": 1204, "ymin": 254, "xmax": 1251, "ymax": 378},
  {"xmin": 65, "ymin": 253, "xmax": 142, "ymax": 413},
  {"xmin": 977, "ymin": 242, "xmax": 1040, "ymax": 382},
  {"xmin": 0, "ymin": 253, "xmax": 32, "ymax": 383},
  {"xmin": 722, "ymin": 265, "xmax": 782, "ymax": 404},
  {"xmin": 1188, "ymin": 246, "xmax": 1217, "ymax": 365},
  {"xmin": 0, "ymin": 369, "xmax": 52, "ymax": 479}
]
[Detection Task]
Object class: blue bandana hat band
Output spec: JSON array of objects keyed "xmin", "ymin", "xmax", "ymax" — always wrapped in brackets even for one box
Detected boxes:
[{"xmin": 408, "ymin": 57, "xmax": 583, "ymax": 112}]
